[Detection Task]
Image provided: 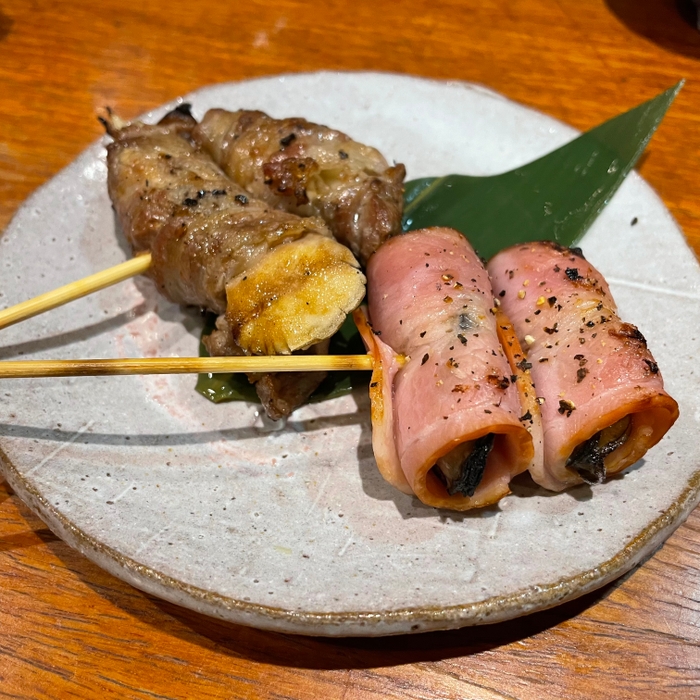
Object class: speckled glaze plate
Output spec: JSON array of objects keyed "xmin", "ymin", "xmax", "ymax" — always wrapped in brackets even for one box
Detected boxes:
[{"xmin": 1, "ymin": 72, "xmax": 699, "ymax": 637}]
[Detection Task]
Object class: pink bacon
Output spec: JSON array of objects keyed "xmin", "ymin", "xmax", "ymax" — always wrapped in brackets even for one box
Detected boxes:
[
  {"xmin": 357, "ymin": 228, "xmax": 534, "ymax": 510},
  {"xmin": 487, "ymin": 241, "xmax": 679, "ymax": 491}
]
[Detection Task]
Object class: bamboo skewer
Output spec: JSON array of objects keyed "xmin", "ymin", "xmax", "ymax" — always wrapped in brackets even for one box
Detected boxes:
[
  {"xmin": 0, "ymin": 355, "xmax": 376, "ymax": 378},
  {"xmin": 0, "ymin": 253, "xmax": 152, "ymax": 330}
]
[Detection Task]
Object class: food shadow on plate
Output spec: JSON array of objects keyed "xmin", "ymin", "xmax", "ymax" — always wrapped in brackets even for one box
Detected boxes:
[
  {"xmin": 509, "ymin": 471, "xmax": 593, "ymax": 502},
  {"xmin": 347, "ymin": 387, "xmax": 502, "ymax": 523},
  {"xmin": 0, "ymin": 310, "xmax": 139, "ymax": 360},
  {"xmin": 509, "ymin": 457, "xmax": 648, "ymax": 502}
]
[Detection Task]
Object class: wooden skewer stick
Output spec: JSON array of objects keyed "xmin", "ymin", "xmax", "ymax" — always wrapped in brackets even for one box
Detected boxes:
[
  {"xmin": 0, "ymin": 253, "xmax": 152, "ymax": 330},
  {"xmin": 0, "ymin": 354, "xmax": 376, "ymax": 378}
]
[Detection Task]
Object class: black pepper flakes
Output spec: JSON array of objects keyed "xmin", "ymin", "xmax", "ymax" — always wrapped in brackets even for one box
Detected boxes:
[
  {"xmin": 543, "ymin": 323, "xmax": 559, "ymax": 334},
  {"xmin": 421, "ymin": 353, "xmax": 430, "ymax": 365},
  {"xmin": 576, "ymin": 367, "xmax": 589, "ymax": 383},
  {"xmin": 547, "ymin": 296, "xmax": 557, "ymax": 307},
  {"xmin": 338, "ymin": 150, "xmax": 348, "ymax": 159},
  {"xmin": 280, "ymin": 133, "xmax": 296, "ymax": 147},
  {"xmin": 234, "ymin": 194, "xmax": 248, "ymax": 205},
  {"xmin": 516, "ymin": 359, "xmax": 532, "ymax": 371},
  {"xmin": 457, "ymin": 334, "xmax": 467, "ymax": 345},
  {"xmin": 558, "ymin": 399, "xmax": 576, "ymax": 416}
]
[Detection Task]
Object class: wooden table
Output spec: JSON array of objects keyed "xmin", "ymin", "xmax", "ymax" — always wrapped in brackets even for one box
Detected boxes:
[{"xmin": 1, "ymin": 1, "xmax": 699, "ymax": 697}]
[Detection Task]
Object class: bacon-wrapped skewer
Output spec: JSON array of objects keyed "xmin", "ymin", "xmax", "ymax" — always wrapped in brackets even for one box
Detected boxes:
[
  {"xmin": 104, "ymin": 106, "xmax": 366, "ymax": 419},
  {"xmin": 192, "ymin": 109, "xmax": 406, "ymax": 266},
  {"xmin": 487, "ymin": 241, "xmax": 679, "ymax": 491},
  {"xmin": 356, "ymin": 227, "xmax": 534, "ymax": 510}
]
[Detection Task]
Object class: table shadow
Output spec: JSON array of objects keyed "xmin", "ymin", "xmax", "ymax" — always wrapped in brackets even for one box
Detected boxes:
[
  {"xmin": 605, "ymin": 0, "xmax": 700, "ymax": 58},
  {"xmin": 29, "ymin": 501, "xmax": 638, "ymax": 672},
  {"xmin": 148, "ymin": 577, "xmax": 631, "ymax": 670}
]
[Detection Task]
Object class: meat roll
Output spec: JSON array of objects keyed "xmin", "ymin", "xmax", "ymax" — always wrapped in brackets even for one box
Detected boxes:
[
  {"xmin": 192, "ymin": 109, "xmax": 406, "ymax": 266},
  {"xmin": 487, "ymin": 241, "xmax": 679, "ymax": 491},
  {"xmin": 357, "ymin": 228, "xmax": 534, "ymax": 510},
  {"xmin": 104, "ymin": 107, "xmax": 366, "ymax": 418}
]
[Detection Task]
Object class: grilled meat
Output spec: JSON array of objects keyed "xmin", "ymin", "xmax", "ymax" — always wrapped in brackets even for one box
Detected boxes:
[
  {"xmin": 104, "ymin": 106, "xmax": 366, "ymax": 417},
  {"xmin": 356, "ymin": 228, "xmax": 533, "ymax": 510},
  {"xmin": 488, "ymin": 241, "xmax": 679, "ymax": 490},
  {"xmin": 192, "ymin": 109, "xmax": 406, "ymax": 265}
]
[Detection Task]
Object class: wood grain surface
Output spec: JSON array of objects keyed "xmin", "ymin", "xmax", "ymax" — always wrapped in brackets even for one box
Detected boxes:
[{"xmin": 1, "ymin": 1, "xmax": 699, "ymax": 697}]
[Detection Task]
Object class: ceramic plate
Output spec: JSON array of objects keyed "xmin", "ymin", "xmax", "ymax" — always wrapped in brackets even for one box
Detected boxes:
[{"xmin": 1, "ymin": 72, "xmax": 699, "ymax": 637}]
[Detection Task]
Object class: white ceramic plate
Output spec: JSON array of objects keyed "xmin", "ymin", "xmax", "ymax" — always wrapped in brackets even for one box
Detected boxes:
[{"xmin": 1, "ymin": 72, "xmax": 699, "ymax": 637}]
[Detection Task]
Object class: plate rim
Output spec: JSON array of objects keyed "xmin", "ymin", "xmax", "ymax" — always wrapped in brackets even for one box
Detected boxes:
[{"xmin": 2, "ymin": 70, "xmax": 699, "ymax": 637}]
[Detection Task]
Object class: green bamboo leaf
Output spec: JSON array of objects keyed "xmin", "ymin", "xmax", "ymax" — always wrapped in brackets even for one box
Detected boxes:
[
  {"xmin": 195, "ymin": 314, "xmax": 258, "ymax": 403},
  {"xmin": 403, "ymin": 82, "xmax": 683, "ymax": 260}
]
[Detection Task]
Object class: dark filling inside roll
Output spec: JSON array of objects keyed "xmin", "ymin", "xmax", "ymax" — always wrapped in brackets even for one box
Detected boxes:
[
  {"xmin": 566, "ymin": 416, "xmax": 632, "ymax": 484},
  {"xmin": 433, "ymin": 433, "xmax": 496, "ymax": 497}
]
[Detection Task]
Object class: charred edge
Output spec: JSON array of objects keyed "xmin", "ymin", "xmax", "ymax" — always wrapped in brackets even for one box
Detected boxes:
[
  {"xmin": 172, "ymin": 103, "xmax": 193, "ymax": 117},
  {"xmin": 609, "ymin": 323, "xmax": 647, "ymax": 347},
  {"xmin": 643, "ymin": 359, "xmax": 659, "ymax": 374},
  {"xmin": 158, "ymin": 104, "xmax": 197, "ymax": 128},
  {"xmin": 538, "ymin": 240, "xmax": 587, "ymax": 259}
]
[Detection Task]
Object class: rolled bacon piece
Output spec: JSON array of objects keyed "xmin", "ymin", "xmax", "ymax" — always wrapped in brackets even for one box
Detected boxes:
[
  {"xmin": 104, "ymin": 107, "xmax": 366, "ymax": 419},
  {"xmin": 192, "ymin": 109, "xmax": 406, "ymax": 266},
  {"xmin": 357, "ymin": 228, "xmax": 534, "ymax": 510},
  {"xmin": 487, "ymin": 241, "xmax": 679, "ymax": 491}
]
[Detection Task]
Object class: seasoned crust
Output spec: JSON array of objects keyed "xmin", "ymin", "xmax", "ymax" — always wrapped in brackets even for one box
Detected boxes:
[{"xmin": 193, "ymin": 108, "xmax": 406, "ymax": 265}]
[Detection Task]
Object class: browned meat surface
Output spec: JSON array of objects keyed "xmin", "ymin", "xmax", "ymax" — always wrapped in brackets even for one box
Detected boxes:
[
  {"xmin": 192, "ymin": 109, "xmax": 406, "ymax": 265},
  {"xmin": 105, "ymin": 107, "xmax": 366, "ymax": 418},
  {"xmin": 106, "ymin": 108, "xmax": 332, "ymax": 314}
]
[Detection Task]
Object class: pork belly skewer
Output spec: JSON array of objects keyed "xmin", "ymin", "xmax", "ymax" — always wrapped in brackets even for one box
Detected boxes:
[
  {"xmin": 104, "ymin": 105, "xmax": 366, "ymax": 419},
  {"xmin": 356, "ymin": 227, "xmax": 534, "ymax": 510},
  {"xmin": 487, "ymin": 241, "xmax": 679, "ymax": 491},
  {"xmin": 192, "ymin": 109, "xmax": 406, "ymax": 266}
]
